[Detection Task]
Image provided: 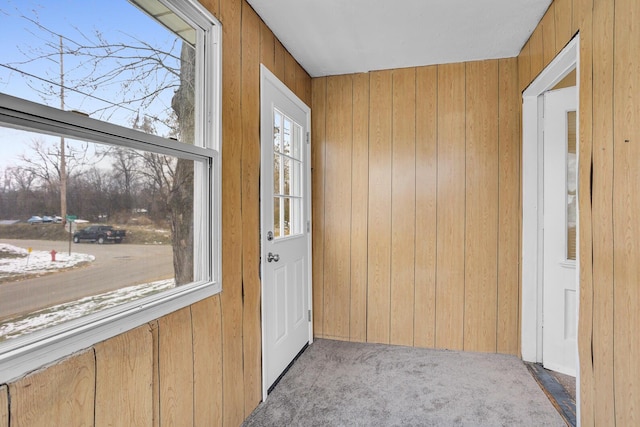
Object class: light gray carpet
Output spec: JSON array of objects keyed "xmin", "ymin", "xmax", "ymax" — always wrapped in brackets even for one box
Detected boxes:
[{"xmin": 243, "ymin": 339, "xmax": 565, "ymax": 427}]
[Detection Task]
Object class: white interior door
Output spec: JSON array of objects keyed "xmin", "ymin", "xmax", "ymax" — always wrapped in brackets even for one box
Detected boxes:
[
  {"xmin": 542, "ymin": 86, "xmax": 577, "ymax": 376},
  {"xmin": 260, "ymin": 66, "xmax": 312, "ymax": 396}
]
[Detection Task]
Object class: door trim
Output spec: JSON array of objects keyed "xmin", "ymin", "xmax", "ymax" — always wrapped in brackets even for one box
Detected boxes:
[
  {"xmin": 259, "ymin": 64, "xmax": 313, "ymax": 401},
  {"xmin": 521, "ymin": 34, "xmax": 579, "ymax": 411}
]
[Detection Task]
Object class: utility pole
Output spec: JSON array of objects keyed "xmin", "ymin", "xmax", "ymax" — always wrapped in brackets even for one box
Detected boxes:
[{"xmin": 59, "ymin": 35, "xmax": 67, "ymax": 224}]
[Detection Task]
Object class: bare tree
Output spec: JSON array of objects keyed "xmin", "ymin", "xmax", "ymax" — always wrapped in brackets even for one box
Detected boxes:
[{"xmin": 5, "ymin": 11, "xmax": 196, "ymax": 284}]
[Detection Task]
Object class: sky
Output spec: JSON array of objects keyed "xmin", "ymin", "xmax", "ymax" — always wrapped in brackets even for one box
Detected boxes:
[{"xmin": 0, "ymin": 0, "xmax": 184, "ymax": 170}]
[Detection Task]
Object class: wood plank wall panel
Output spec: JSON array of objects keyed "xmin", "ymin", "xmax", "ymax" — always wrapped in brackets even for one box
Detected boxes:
[
  {"xmin": 576, "ymin": 1, "xmax": 595, "ymax": 423},
  {"xmin": 554, "ymin": 0, "xmax": 573, "ymax": 54},
  {"xmin": 313, "ymin": 60, "xmax": 520, "ymax": 355},
  {"xmin": 95, "ymin": 326, "xmax": 153, "ymax": 426},
  {"xmin": 414, "ymin": 65, "xmax": 438, "ymax": 348},
  {"xmin": 220, "ymin": 0, "xmax": 245, "ymax": 424},
  {"xmin": 1, "ymin": 2, "xmax": 315, "ymax": 427},
  {"xmin": 274, "ymin": 40, "xmax": 285, "ymax": 82},
  {"xmin": 10, "ymin": 351, "xmax": 95, "ymax": 426},
  {"xmin": 311, "ymin": 77, "xmax": 327, "ymax": 337},
  {"xmin": 613, "ymin": 0, "xmax": 640, "ymax": 423},
  {"xmin": 542, "ymin": 4, "xmax": 557, "ymax": 67},
  {"xmin": 367, "ymin": 70, "xmax": 393, "ymax": 344},
  {"xmin": 158, "ymin": 308, "xmax": 194, "ymax": 426},
  {"xmin": 323, "ymin": 75, "xmax": 353, "ymax": 339},
  {"xmin": 0, "ymin": 386, "xmax": 6, "ymax": 427},
  {"xmin": 260, "ymin": 21, "xmax": 275, "ymax": 73},
  {"xmin": 435, "ymin": 62, "xmax": 466, "ymax": 351},
  {"xmin": 192, "ymin": 297, "xmax": 223, "ymax": 427},
  {"xmin": 284, "ymin": 52, "xmax": 296, "ymax": 92},
  {"xmin": 350, "ymin": 73, "xmax": 370, "ymax": 342},
  {"xmin": 463, "ymin": 60, "xmax": 499, "ymax": 353},
  {"xmin": 517, "ymin": 0, "xmax": 640, "ymax": 424},
  {"xmin": 591, "ymin": 0, "xmax": 615, "ymax": 424},
  {"xmin": 529, "ymin": 26, "xmax": 544, "ymax": 83},
  {"xmin": 518, "ymin": 41, "xmax": 532, "ymax": 92},
  {"xmin": 240, "ymin": 2, "xmax": 262, "ymax": 414},
  {"xmin": 390, "ymin": 68, "xmax": 416, "ymax": 346},
  {"xmin": 496, "ymin": 58, "xmax": 520, "ymax": 355}
]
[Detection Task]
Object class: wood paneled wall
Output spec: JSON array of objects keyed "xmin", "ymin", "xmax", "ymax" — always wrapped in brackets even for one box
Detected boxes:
[
  {"xmin": 0, "ymin": 1, "xmax": 311, "ymax": 426},
  {"xmin": 312, "ymin": 59, "xmax": 521, "ymax": 354},
  {"xmin": 519, "ymin": 0, "xmax": 640, "ymax": 424}
]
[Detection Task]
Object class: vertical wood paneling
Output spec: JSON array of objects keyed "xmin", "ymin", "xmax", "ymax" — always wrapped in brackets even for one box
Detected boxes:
[
  {"xmin": 158, "ymin": 308, "xmax": 194, "ymax": 426},
  {"xmin": 284, "ymin": 52, "xmax": 296, "ymax": 91},
  {"xmin": 323, "ymin": 74, "xmax": 353, "ymax": 339},
  {"xmin": 435, "ymin": 62, "xmax": 466, "ymax": 351},
  {"xmin": 192, "ymin": 296, "xmax": 223, "ymax": 427},
  {"xmin": 613, "ymin": 0, "xmax": 640, "ymax": 423},
  {"xmin": 554, "ymin": 0, "xmax": 573, "ymax": 54},
  {"xmin": 390, "ymin": 67, "xmax": 416, "ymax": 346},
  {"xmin": 577, "ymin": 11, "xmax": 595, "ymax": 427},
  {"xmin": 10, "ymin": 350, "xmax": 95, "ymax": 426},
  {"xmin": 260, "ymin": 20, "xmax": 275, "ymax": 72},
  {"xmin": 591, "ymin": 0, "xmax": 615, "ymax": 424},
  {"xmin": 518, "ymin": 40, "xmax": 532, "ymax": 92},
  {"xmin": 542, "ymin": 4, "xmax": 557, "ymax": 68},
  {"xmin": 220, "ymin": 0, "xmax": 244, "ymax": 423},
  {"xmin": 200, "ymin": 0, "xmax": 220, "ymax": 20},
  {"xmin": 95, "ymin": 326, "xmax": 153, "ymax": 426},
  {"xmin": 367, "ymin": 70, "xmax": 393, "ymax": 344},
  {"xmin": 274, "ymin": 40, "xmax": 285, "ymax": 82},
  {"xmin": 497, "ymin": 58, "xmax": 520, "ymax": 355},
  {"xmin": 529, "ymin": 26, "xmax": 544, "ymax": 81},
  {"xmin": 414, "ymin": 65, "xmax": 438, "ymax": 348},
  {"xmin": 311, "ymin": 77, "xmax": 327, "ymax": 337},
  {"xmin": 240, "ymin": 2, "xmax": 262, "ymax": 414},
  {"xmin": 464, "ymin": 60, "xmax": 499, "ymax": 353},
  {"xmin": 0, "ymin": 385, "xmax": 6, "ymax": 427},
  {"xmin": 294, "ymin": 62, "xmax": 309, "ymax": 106},
  {"xmin": 350, "ymin": 72, "xmax": 370, "ymax": 342},
  {"xmin": 150, "ymin": 320, "xmax": 160, "ymax": 427}
]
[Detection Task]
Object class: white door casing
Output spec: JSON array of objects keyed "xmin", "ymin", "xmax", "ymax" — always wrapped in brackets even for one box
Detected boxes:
[
  {"xmin": 542, "ymin": 86, "xmax": 577, "ymax": 376},
  {"xmin": 260, "ymin": 65, "xmax": 312, "ymax": 399},
  {"xmin": 521, "ymin": 35, "xmax": 580, "ymax": 417}
]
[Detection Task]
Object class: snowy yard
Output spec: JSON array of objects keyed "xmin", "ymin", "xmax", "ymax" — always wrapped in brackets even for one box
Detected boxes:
[
  {"xmin": 0, "ymin": 243, "xmax": 94, "ymax": 279},
  {"xmin": 0, "ymin": 243, "xmax": 175, "ymax": 341}
]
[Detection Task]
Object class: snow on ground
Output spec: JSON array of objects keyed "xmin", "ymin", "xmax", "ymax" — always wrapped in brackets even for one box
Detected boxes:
[
  {"xmin": 0, "ymin": 242, "xmax": 176, "ymax": 341},
  {"xmin": 0, "ymin": 279, "xmax": 175, "ymax": 341},
  {"xmin": 0, "ymin": 243, "xmax": 94, "ymax": 278}
]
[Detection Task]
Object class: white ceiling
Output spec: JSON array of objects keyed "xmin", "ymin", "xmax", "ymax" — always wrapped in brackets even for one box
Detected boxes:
[{"xmin": 246, "ymin": 0, "xmax": 552, "ymax": 77}]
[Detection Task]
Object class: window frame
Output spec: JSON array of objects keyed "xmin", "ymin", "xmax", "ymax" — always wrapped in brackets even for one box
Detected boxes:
[{"xmin": 0, "ymin": 0, "xmax": 221, "ymax": 383}]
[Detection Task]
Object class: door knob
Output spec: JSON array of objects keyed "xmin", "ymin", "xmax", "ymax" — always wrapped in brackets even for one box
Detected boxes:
[{"xmin": 267, "ymin": 252, "xmax": 280, "ymax": 263}]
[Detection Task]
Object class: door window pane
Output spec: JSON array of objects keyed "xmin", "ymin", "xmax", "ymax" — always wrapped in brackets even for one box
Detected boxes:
[
  {"xmin": 272, "ymin": 107, "xmax": 304, "ymax": 239},
  {"xmin": 566, "ymin": 110, "xmax": 577, "ymax": 260}
]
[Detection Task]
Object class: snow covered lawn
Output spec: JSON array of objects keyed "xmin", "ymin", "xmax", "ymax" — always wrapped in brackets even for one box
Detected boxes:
[
  {"xmin": 0, "ymin": 242, "xmax": 175, "ymax": 341},
  {"xmin": 0, "ymin": 278, "xmax": 175, "ymax": 341},
  {"xmin": 0, "ymin": 243, "xmax": 94, "ymax": 280}
]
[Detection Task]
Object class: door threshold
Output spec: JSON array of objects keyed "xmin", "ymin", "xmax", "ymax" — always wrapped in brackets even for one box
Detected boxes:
[{"xmin": 526, "ymin": 362, "xmax": 576, "ymax": 427}]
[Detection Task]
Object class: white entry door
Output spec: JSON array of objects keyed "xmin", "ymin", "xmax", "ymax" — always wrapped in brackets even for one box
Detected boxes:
[
  {"xmin": 542, "ymin": 86, "xmax": 577, "ymax": 376},
  {"xmin": 260, "ymin": 65, "xmax": 312, "ymax": 395}
]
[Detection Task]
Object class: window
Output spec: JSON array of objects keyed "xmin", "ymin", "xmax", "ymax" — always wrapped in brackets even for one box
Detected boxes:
[{"xmin": 0, "ymin": 0, "xmax": 220, "ymax": 381}]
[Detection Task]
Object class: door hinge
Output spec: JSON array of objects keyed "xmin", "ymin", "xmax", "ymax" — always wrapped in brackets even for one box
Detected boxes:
[
  {"xmin": 307, "ymin": 220, "xmax": 310, "ymax": 232},
  {"xmin": 306, "ymin": 132, "xmax": 310, "ymax": 144},
  {"xmin": 308, "ymin": 310, "xmax": 311, "ymax": 322}
]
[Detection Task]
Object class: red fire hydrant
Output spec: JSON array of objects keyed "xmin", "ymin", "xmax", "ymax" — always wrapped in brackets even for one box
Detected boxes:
[{"xmin": 50, "ymin": 250, "xmax": 57, "ymax": 262}]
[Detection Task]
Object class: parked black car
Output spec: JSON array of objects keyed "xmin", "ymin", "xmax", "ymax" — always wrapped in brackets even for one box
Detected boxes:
[{"xmin": 73, "ymin": 225, "xmax": 126, "ymax": 244}]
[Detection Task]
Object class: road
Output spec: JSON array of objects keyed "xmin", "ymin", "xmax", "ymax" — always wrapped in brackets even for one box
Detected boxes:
[{"xmin": 0, "ymin": 239, "xmax": 173, "ymax": 320}]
